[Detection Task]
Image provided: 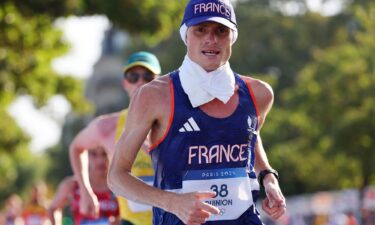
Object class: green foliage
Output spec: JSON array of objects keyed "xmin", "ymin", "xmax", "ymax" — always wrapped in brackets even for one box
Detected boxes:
[
  {"xmin": 11, "ymin": 0, "xmax": 82, "ymax": 17},
  {"xmin": 0, "ymin": 2, "xmax": 89, "ymax": 110},
  {"xmin": 0, "ymin": 109, "xmax": 34, "ymax": 203},
  {"xmin": 45, "ymin": 116, "xmax": 88, "ymax": 188},
  {"xmin": 30, "ymin": 1, "xmax": 375, "ymax": 199},
  {"xmin": 0, "ymin": 130, "xmax": 49, "ymax": 203},
  {"xmin": 233, "ymin": 2, "xmax": 343, "ymax": 92},
  {"xmin": 6, "ymin": 0, "xmax": 187, "ymax": 45},
  {"xmin": 265, "ymin": 3, "xmax": 375, "ymax": 194},
  {"xmin": 0, "ymin": 1, "xmax": 91, "ymax": 205},
  {"xmin": 45, "ymin": 145, "xmax": 72, "ymax": 188},
  {"xmin": 82, "ymin": 0, "xmax": 187, "ymax": 45},
  {"xmin": 0, "ymin": 109, "xmax": 29, "ymax": 153},
  {"xmin": 125, "ymin": 2, "xmax": 374, "ymax": 195},
  {"xmin": 56, "ymin": 76, "xmax": 93, "ymax": 113},
  {"xmin": 1, "ymin": 0, "xmax": 374, "ymax": 203}
]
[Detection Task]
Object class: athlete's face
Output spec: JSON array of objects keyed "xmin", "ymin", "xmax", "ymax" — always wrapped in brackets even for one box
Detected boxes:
[
  {"xmin": 30, "ymin": 182, "xmax": 48, "ymax": 204},
  {"xmin": 123, "ymin": 66, "xmax": 155, "ymax": 99},
  {"xmin": 186, "ymin": 22, "xmax": 233, "ymax": 72},
  {"xmin": 89, "ymin": 146, "xmax": 108, "ymax": 176}
]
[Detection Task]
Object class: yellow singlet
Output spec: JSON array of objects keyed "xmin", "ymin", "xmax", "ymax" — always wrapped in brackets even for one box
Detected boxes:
[{"xmin": 115, "ymin": 109, "xmax": 154, "ymax": 225}]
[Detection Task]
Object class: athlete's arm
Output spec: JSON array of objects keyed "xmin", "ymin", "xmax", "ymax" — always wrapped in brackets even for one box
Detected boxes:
[
  {"xmin": 108, "ymin": 77, "xmax": 219, "ymax": 225},
  {"xmin": 69, "ymin": 120, "xmax": 102, "ymax": 217},
  {"xmin": 48, "ymin": 177, "xmax": 75, "ymax": 225},
  {"xmin": 247, "ymin": 77, "xmax": 286, "ymax": 220}
]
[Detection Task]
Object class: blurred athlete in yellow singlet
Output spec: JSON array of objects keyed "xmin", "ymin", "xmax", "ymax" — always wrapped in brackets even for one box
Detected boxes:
[{"xmin": 69, "ymin": 51, "xmax": 161, "ymax": 225}]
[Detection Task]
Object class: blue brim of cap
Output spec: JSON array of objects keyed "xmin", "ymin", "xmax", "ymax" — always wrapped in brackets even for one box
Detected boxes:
[
  {"xmin": 123, "ymin": 62, "xmax": 161, "ymax": 75},
  {"xmin": 185, "ymin": 16, "xmax": 237, "ymax": 31}
]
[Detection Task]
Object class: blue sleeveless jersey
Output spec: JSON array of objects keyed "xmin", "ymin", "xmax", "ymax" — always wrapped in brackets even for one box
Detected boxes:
[{"xmin": 150, "ymin": 71, "xmax": 263, "ymax": 225}]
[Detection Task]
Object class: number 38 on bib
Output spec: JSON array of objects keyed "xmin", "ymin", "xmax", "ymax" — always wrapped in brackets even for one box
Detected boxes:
[{"xmin": 182, "ymin": 167, "xmax": 253, "ymax": 221}]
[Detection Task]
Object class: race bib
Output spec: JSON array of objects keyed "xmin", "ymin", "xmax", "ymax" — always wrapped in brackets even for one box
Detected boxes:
[
  {"xmin": 183, "ymin": 167, "xmax": 253, "ymax": 221},
  {"xmin": 127, "ymin": 176, "xmax": 153, "ymax": 212}
]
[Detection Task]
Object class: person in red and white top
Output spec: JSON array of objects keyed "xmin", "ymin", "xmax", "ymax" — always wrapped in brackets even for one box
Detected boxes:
[
  {"xmin": 22, "ymin": 181, "xmax": 51, "ymax": 225},
  {"xmin": 48, "ymin": 146, "xmax": 120, "ymax": 225}
]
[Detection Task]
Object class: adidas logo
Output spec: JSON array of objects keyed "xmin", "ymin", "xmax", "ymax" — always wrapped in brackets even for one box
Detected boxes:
[{"xmin": 179, "ymin": 117, "xmax": 200, "ymax": 132}]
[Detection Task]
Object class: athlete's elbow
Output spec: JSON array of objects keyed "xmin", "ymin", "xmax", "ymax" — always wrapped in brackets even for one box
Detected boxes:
[
  {"xmin": 68, "ymin": 143, "xmax": 79, "ymax": 163},
  {"xmin": 107, "ymin": 164, "xmax": 125, "ymax": 195}
]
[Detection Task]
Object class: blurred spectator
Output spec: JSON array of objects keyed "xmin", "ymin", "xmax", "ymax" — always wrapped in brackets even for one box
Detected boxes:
[
  {"xmin": 22, "ymin": 181, "xmax": 51, "ymax": 225},
  {"xmin": 328, "ymin": 212, "xmax": 349, "ymax": 225},
  {"xmin": 4, "ymin": 194, "xmax": 24, "ymax": 225},
  {"xmin": 48, "ymin": 146, "xmax": 119, "ymax": 225},
  {"xmin": 313, "ymin": 214, "xmax": 329, "ymax": 225},
  {"xmin": 362, "ymin": 186, "xmax": 375, "ymax": 225},
  {"xmin": 346, "ymin": 212, "xmax": 358, "ymax": 225},
  {"xmin": 0, "ymin": 211, "xmax": 6, "ymax": 225},
  {"xmin": 362, "ymin": 208, "xmax": 375, "ymax": 225}
]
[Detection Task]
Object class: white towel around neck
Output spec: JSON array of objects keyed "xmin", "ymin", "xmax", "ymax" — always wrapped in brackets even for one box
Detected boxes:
[{"xmin": 179, "ymin": 55, "xmax": 235, "ymax": 108}]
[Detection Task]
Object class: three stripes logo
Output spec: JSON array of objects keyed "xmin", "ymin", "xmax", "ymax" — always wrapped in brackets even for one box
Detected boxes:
[{"xmin": 179, "ymin": 117, "xmax": 200, "ymax": 132}]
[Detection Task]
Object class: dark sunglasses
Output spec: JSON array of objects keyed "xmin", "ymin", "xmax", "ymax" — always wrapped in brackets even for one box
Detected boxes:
[{"xmin": 125, "ymin": 71, "xmax": 155, "ymax": 84}]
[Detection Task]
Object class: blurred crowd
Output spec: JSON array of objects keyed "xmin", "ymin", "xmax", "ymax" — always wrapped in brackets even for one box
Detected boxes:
[
  {"xmin": 0, "ymin": 146, "xmax": 118, "ymax": 225},
  {"xmin": 261, "ymin": 186, "xmax": 375, "ymax": 225},
  {"xmin": 1, "ymin": 184, "xmax": 375, "ymax": 225},
  {"xmin": 0, "ymin": 181, "xmax": 53, "ymax": 225}
]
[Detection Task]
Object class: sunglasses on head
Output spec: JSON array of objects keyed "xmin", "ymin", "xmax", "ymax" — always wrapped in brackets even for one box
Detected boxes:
[{"xmin": 125, "ymin": 71, "xmax": 155, "ymax": 84}]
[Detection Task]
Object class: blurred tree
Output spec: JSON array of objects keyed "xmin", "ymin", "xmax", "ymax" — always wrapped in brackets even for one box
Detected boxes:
[
  {"xmin": 82, "ymin": 0, "xmax": 187, "ymax": 45},
  {"xmin": 0, "ymin": 108, "xmax": 50, "ymax": 202},
  {"xmin": 2, "ymin": 0, "xmax": 373, "ymax": 205},
  {"xmin": 45, "ymin": 115, "xmax": 89, "ymax": 187},
  {"xmin": 0, "ymin": 0, "xmax": 187, "ymax": 199},
  {"xmin": 264, "ymin": 3, "xmax": 375, "ymax": 195},
  {"xmin": 123, "ymin": 1, "xmax": 370, "ymax": 195},
  {"xmin": 8, "ymin": 0, "xmax": 187, "ymax": 46},
  {"xmin": 126, "ymin": 1, "xmax": 343, "ymax": 91},
  {"xmin": 232, "ymin": 1, "xmax": 353, "ymax": 94},
  {"xmin": 0, "ymin": 109, "xmax": 29, "ymax": 202},
  {"xmin": 0, "ymin": 1, "xmax": 90, "ymax": 205},
  {"xmin": 83, "ymin": 0, "xmax": 375, "ymax": 197},
  {"xmin": 0, "ymin": 2, "xmax": 89, "ymax": 109},
  {"xmin": 11, "ymin": 0, "xmax": 82, "ymax": 17}
]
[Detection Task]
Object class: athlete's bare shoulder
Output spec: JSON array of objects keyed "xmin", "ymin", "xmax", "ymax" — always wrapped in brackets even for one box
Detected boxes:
[
  {"xmin": 89, "ymin": 111, "xmax": 122, "ymax": 138},
  {"xmin": 131, "ymin": 74, "xmax": 171, "ymax": 113},
  {"xmin": 240, "ymin": 75, "xmax": 273, "ymax": 96},
  {"xmin": 127, "ymin": 74, "xmax": 172, "ymax": 139},
  {"xmin": 58, "ymin": 176, "xmax": 77, "ymax": 192},
  {"xmin": 239, "ymin": 75, "xmax": 274, "ymax": 124},
  {"xmin": 141, "ymin": 75, "xmax": 170, "ymax": 99}
]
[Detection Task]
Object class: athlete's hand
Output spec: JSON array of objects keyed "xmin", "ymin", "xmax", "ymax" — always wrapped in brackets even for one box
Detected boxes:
[
  {"xmin": 169, "ymin": 191, "xmax": 219, "ymax": 225},
  {"xmin": 79, "ymin": 189, "xmax": 100, "ymax": 218},
  {"xmin": 262, "ymin": 175, "xmax": 286, "ymax": 220}
]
